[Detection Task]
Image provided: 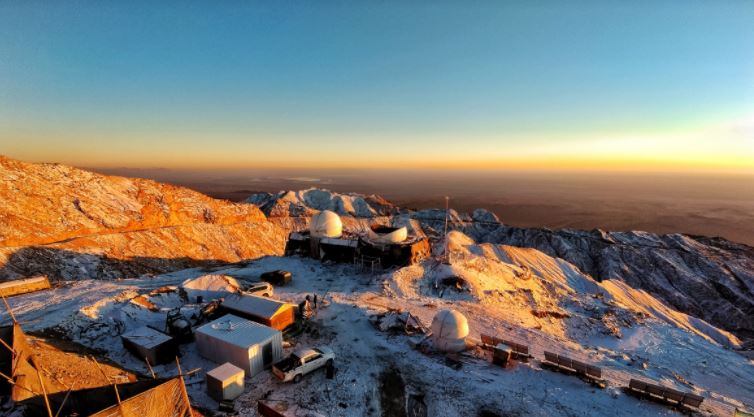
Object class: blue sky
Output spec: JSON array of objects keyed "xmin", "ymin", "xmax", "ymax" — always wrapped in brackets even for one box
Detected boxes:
[{"xmin": 1, "ymin": 1, "xmax": 753, "ymax": 170}]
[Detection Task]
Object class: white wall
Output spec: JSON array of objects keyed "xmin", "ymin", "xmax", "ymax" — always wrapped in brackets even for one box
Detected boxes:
[{"xmin": 196, "ymin": 331, "xmax": 283, "ymax": 377}]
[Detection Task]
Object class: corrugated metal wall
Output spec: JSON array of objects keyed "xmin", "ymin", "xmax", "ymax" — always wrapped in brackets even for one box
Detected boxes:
[
  {"xmin": 197, "ymin": 329, "xmax": 283, "ymax": 377},
  {"xmin": 247, "ymin": 332, "xmax": 284, "ymax": 376}
]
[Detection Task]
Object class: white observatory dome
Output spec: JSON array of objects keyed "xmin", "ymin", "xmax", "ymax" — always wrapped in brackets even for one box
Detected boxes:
[
  {"xmin": 309, "ymin": 210, "xmax": 343, "ymax": 238},
  {"xmin": 430, "ymin": 309, "xmax": 469, "ymax": 352},
  {"xmin": 367, "ymin": 225, "xmax": 408, "ymax": 244}
]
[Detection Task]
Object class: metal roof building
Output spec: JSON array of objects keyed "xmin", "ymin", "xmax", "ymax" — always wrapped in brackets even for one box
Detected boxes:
[
  {"xmin": 121, "ymin": 326, "xmax": 178, "ymax": 365},
  {"xmin": 195, "ymin": 314, "xmax": 283, "ymax": 377},
  {"xmin": 221, "ymin": 294, "xmax": 297, "ymax": 331}
]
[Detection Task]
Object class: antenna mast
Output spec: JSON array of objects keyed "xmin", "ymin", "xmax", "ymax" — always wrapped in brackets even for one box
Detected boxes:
[
  {"xmin": 443, "ymin": 196, "xmax": 449, "ymax": 238},
  {"xmin": 443, "ymin": 196, "xmax": 450, "ymax": 262}
]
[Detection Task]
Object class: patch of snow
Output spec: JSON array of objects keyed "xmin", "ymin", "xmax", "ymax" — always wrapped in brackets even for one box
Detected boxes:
[{"xmin": 182, "ymin": 274, "xmax": 241, "ymax": 302}]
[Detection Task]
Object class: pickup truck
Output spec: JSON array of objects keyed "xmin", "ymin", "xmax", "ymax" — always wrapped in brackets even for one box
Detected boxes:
[{"xmin": 272, "ymin": 346, "xmax": 334, "ymax": 383}]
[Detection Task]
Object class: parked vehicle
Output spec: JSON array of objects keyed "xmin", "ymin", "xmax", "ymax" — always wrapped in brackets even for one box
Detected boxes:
[
  {"xmin": 240, "ymin": 281, "xmax": 273, "ymax": 297},
  {"xmin": 261, "ymin": 270, "xmax": 292, "ymax": 286},
  {"xmin": 272, "ymin": 346, "xmax": 334, "ymax": 383}
]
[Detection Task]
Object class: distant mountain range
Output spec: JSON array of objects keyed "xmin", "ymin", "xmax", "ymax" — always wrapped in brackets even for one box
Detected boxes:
[{"xmin": 246, "ymin": 188, "xmax": 401, "ymax": 218}]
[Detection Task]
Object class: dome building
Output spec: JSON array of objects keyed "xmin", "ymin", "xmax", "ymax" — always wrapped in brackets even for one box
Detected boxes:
[
  {"xmin": 357, "ymin": 224, "xmax": 430, "ymax": 268},
  {"xmin": 283, "ymin": 210, "xmax": 430, "ymax": 267},
  {"xmin": 430, "ymin": 309, "xmax": 469, "ymax": 352},
  {"xmin": 309, "ymin": 210, "xmax": 343, "ymax": 238},
  {"xmin": 366, "ymin": 225, "xmax": 408, "ymax": 245}
]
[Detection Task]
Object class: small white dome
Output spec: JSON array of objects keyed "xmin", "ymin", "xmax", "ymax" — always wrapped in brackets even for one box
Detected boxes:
[
  {"xmin": 310, "ymin": 210, "xmax": 343, "ymax": 238},
  {"xmin": 367, "ymin": 225, "xmax": 408, "ymax": 244},
  {"xmin": 430, "ymin": 309, "xmax": 469, "ymax": 352}
]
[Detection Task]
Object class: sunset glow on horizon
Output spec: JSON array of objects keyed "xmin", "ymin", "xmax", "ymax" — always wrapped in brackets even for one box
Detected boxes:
[{"xmin": 1, "ymin": 1, "xmax": 753, "ymax": 173}]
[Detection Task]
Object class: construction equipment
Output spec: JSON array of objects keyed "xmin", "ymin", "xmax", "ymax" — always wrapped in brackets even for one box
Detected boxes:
[
  {"xmin": 165, "ymin": 308, "xmax": 193, "ymax": 343},
  {"xmin": 198, "ymin": 299, "xmax": 223, "ymax": 323}
]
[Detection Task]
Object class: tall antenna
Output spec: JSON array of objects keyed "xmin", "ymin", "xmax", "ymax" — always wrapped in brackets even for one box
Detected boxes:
[
  {"xmin": 444, "ymin": 196, "xmax": 450, "ymax": 262},
  {"xmin": 443, "ymin": 196, "xmax": 449, "ymax": 238}
]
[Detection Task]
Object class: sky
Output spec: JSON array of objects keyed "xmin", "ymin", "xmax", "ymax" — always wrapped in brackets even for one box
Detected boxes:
[{"xmin": 1, "ymin": 1, "xmax": 753, "ymax": 172}]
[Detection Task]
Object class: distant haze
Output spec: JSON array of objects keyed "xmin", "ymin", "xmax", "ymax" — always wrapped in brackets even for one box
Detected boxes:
[{"xmin": 93, "ymin": 167, "xmax": 754, "ymax": 246}]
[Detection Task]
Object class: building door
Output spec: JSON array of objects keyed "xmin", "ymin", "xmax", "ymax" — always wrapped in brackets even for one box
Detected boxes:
[{"xmin": 262, "ymin": 342, "xmax": 273, "ymax": 367}]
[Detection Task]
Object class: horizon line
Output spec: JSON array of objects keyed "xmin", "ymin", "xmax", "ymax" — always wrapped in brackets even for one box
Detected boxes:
[{"xmin": 5, "ymin": 154, "xmax": 753, "ymax": 176}]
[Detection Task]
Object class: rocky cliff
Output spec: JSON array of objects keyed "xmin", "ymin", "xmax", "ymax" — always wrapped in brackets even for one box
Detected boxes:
[
  {"xmin": 0, "ymin": 156, "xmax": 286, "ymax": 280},
  {"xmin": 481, "ymin": 226, "xmax": 754, "ymax": 341}
]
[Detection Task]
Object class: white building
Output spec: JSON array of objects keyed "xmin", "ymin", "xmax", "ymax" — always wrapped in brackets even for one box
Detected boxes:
[
  {"xmin": 196, "ymin": 314, "xmax": 283, "ymax": 377},
  {"xmin": 206, "ymin": 362, "xmax": 245, "ymax": 401},
  {"xmin": 309, "ymin": 210, "xmax": 343, "ymax": 238}
]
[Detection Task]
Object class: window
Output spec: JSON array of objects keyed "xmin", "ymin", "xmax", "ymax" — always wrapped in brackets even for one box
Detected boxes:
[{"xmin": 304, "ymin": 354, "xmax": 322, "ymax": 363}]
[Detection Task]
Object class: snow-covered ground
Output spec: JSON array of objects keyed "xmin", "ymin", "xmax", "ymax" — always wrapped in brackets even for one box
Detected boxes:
[{"xmin": 5, "ymin": 234, "xmax": 754, "ymax": 417}]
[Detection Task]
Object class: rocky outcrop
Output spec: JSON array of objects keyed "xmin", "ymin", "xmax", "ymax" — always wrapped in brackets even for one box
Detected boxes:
[
  {"xmin": 481, "ymin": 226, "xmax": 754, "ymax": 340},
  {"xmin": 0, "ymin": 156, "xmax": 286, "ymax": 280},
  {"xmin": 247, "ymin": 188, "xmax": 400, "ymax": 218}
]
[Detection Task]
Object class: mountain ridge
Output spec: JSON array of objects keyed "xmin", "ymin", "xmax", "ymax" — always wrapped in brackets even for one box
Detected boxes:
[
  {"xmin": 247, "ymin": 187, "xmax": 754, "ymax": 342},
  {"xmin": 2, "ymin": 157, "xmax": 753, "ymax": 343},
  {"xmin": 0, "ymin": 155, "xmax": 286, "ymax": 280}
]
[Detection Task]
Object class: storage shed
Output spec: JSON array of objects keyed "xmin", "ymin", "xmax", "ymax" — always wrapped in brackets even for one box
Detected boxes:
[
  {"xmin": 206, "ymin": 362, "xmax": 244, "ymax": 401},
  {"xmin": 221, "ymin": 294, "xmax": 297, "ymax": 331},
  {"xmin": 121, "ymin": 326, "xmax": 178, "ymax": 365},
  {"xmin": 196, "ymin": 314, "xmax": 283, "ymax": 377},
  {"xmin": 0, "ymin": 276, "xmax": 50, "ymax": 298}
]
